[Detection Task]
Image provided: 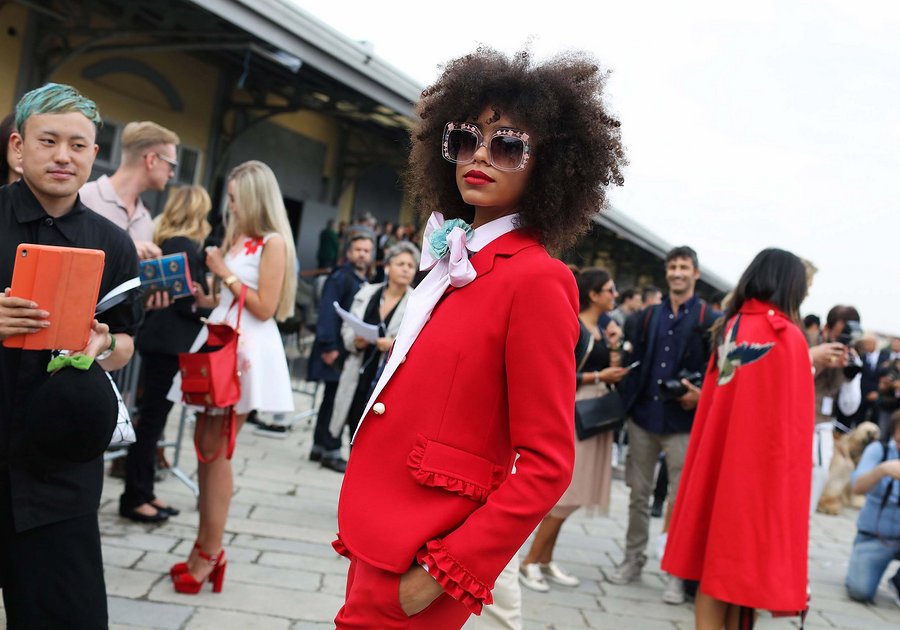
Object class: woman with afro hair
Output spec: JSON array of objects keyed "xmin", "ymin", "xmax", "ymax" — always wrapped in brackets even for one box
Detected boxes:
[{"xmin": 332, "ymin": 47, "xmax": 626, "ymax": 629}]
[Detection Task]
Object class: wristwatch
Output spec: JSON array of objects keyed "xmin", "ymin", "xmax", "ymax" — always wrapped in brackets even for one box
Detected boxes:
[
  {"xmin": 223, "ymin": 274, "xmax": 239, "ymax": 288},
  {"xmin": 96, "ymin": 333, "xmax": 116, "ymax": 361}
]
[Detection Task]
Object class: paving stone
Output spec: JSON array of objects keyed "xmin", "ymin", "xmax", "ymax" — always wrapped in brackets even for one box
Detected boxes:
[
  {"xmin": 183, "ymin": 607, "xmax": 292, "ymax": 630},
  {"xmin": 147, "ymin": 580, "xmax": 343, "ymax": 622},
  {"xmin": 257, "ymin": 551, "xmax": 349, "ymax": 575},
  {"xmin": 106, "ymin": 566, "xmax": 169, "ymax": 599},
  {"xmin": 522, "ymin": 600, "xmax": 590, "ymax": 626},
  {"xmin": 102, "ymin": 531, "xmax": 182, "ymax": 553},
  {"xmin": 103, "ymin": 544, "xmax": 145, "ymax": 568},
  {"xmin": 227, "ymin": 563, "xmax": 321, "ymax": 591},
  {"xmin": 107, "ymin": 596, "xmax": 193, "ymax": 629}
]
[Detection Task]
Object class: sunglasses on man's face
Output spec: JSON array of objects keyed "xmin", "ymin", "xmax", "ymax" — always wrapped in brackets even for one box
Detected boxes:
[{"xmin": 442, "ymin": 122, "xmax": 531, "ymax": 172}]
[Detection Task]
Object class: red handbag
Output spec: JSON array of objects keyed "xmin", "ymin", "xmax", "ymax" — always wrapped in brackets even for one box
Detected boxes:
[{"xmin": 179, "ymin": 286, "xmax": 246, "ymax": 463}]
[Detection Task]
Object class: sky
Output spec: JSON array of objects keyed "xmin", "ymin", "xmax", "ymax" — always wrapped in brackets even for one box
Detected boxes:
[{"xmin": 293, "ymin": 0, "xmax": 899, "ymax": 335}]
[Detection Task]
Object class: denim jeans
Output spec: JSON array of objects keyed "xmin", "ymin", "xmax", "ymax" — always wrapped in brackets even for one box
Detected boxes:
[{"xmin": 845, "ymin": 532, "xmax": 900, "ymax": 601}]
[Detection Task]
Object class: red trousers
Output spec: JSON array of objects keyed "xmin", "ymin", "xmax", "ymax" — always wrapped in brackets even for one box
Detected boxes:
[{"xmin": 335, "ymin": 558, "xmax": 472, "ymax": 629}]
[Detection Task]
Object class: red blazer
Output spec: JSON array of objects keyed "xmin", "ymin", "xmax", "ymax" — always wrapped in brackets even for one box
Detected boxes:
[{"xmin": 335, "ymin": 229, "xmax": 578, "ymax": 614}]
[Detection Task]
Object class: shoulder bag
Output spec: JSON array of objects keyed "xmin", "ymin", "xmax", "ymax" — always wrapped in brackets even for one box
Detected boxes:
[
  {"xmin": 178, "ymin": 286, "xmax": 247, "ymax": 463},
  {"xmin": 574, "ymin": 326, "xmax": 626, "ymax": 440}
]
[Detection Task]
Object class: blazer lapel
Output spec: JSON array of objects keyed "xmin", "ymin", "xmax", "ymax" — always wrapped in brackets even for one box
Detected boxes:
[{"xmin": 441, "ymin": 229, "xmax": 540, "ymax": 299}]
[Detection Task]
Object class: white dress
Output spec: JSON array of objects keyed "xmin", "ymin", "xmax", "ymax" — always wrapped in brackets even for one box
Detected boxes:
[{"xmin": 168, "ymin": 233, "xmax": 294, "ymax": 414}]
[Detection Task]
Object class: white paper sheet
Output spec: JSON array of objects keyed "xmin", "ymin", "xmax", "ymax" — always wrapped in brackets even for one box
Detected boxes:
[{"xmin": 333, "ymin": 301, "xmax": 380, "ymax": 343}]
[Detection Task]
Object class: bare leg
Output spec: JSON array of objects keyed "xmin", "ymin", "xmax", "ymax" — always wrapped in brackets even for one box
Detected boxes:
[
  {"xmin": 522, "ymin": 516, "xmax": 567, "ymax": 565},
  {"xmin": 186, "ymin": 411, "xmax": 248, "ymax": 579},
  {"xmin": 725, "ymin": 604, "xmax": 755, "ymax": 630},
  {"xmin": 695, "ymin": 588, "xmax": 728, "ymax": 630}
]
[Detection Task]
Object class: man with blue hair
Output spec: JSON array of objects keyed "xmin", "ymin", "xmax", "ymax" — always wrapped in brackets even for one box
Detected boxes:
[{"xmin": 0, "ymin": 83, "xmax": 140, "ymax": 628}]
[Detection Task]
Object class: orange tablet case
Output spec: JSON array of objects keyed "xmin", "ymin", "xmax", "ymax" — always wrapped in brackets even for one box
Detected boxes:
[{"xmin": 3, "ymin": 243, "xmax": 106, "ymax": 351}]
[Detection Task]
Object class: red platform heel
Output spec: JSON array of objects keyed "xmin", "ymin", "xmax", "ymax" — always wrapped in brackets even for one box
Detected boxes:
[
  {"xmin": 171, "ymin": 548, "xmax": 226, "ymax": 594},
  {"xmin": 169, "ymin": 542, "xmax": 201, "ymax": 578}
]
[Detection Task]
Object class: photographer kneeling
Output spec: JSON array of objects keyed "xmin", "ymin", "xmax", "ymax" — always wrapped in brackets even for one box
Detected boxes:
[{"xmin": 845, "ymin": 409, "xmax": 900, "ymax": 605}]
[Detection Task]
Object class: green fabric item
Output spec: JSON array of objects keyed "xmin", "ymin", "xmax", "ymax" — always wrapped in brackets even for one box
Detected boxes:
[
  {"xmin": 47, "ymin": 353, "xmax": 94, "ymax": 372},
  {"xmin": 317, "ymin": 227, "xmax": 339, "ymax": 263}
]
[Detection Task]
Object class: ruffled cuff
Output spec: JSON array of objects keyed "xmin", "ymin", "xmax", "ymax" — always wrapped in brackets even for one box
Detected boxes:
[
  {"xmin": 416, "ymin": 539, "xmax": 492, "ymax": 615},
  {"xmin": 331, "ymin": 534, "xmax": 352, "ymax": 559}
]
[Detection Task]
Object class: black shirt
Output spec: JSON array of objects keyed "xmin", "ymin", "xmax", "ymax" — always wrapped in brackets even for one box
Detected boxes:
[{"xmin": 0, "ymin": 180, "xmax": 140, "ymax": 531}]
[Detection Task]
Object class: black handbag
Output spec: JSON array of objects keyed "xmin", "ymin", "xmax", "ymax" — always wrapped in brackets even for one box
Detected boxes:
[
  {"xmin": 573, "ymin": 322, "xmax": 626, "ymax": 441},
  {"xmin": 574, "ymin": 390, "xmax": 626, "ymax": 440}
]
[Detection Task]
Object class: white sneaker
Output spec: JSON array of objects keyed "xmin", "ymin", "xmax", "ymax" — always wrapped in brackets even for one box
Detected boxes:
[
  {"xmin": 662, "ymin": 574, "xmax": 685, "ymax": 605},
  {"xmin": 655, "ymin": 532, "xmax": 668, "ymax": 560},
  {"xmin": 518, "ymin": 562, "xmax": 550, "ymax": 592},
  {"xmin": 540, "ymin": 562, "xmax": 580, "ymax": 587}
]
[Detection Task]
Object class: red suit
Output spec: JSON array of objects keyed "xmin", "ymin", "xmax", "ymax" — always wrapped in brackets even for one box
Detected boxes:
[
  {"xmin": 662, "ymin": 299, "xmax": 814, "ymax": 612},
  {"xmin": 334, "ymin": 230, "xmax": 578, "ymax": 626}
]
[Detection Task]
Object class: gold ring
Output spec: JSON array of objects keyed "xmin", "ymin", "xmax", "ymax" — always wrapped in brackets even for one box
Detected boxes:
[{"xmin": 829, "ymin": 356, "xmax": 836, "ymax": 364}]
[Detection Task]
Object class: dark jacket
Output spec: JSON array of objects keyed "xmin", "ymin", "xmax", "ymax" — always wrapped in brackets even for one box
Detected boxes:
[
  {"xmin": 620, "ymin": 298, "xmax": 720, "ymax": 434},
  {"xmin": 0, "ymin": 181, "xmax": 140, "ymax": 532},
  {"xmin": 136, "ymin": 236, "xmax": 211, "ymax": 356},
  {"xmin": 307, "ymin": 263, "xmax": 366, "ymax": 383}
]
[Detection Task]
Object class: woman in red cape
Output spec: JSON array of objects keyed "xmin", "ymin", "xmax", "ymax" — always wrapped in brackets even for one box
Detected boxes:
[{"xmin": 662, "ymin": 248, "xmax": 815, "ymax": 629}]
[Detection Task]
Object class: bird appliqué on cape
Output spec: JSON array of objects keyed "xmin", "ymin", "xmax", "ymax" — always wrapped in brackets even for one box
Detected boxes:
[{"xmin": 717, "ymin": 314, "xmax": 775, "ymax": 385}]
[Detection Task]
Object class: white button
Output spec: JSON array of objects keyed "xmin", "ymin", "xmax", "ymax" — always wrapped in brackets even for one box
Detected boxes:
[
  {"xmin": 653, "ymin": 395, "xmax": 659, "ymax": 401},
  {"xmin": 664, "ymin": 346, "xmax": 670, "ymax": 352},
  {"xmin": 668, "ymin": 330, "xmax": 673, "ymax": 336},
  {"xmin": 657, "ymin": 379, "xmax": 663, "ymax": 384},
  {"xmin": 669, "ymin": 314, "xmax": 674, "ymax": 319},
  {"xmin": 768, "ymin": 309, "xmax": 775, "ymax": 316},
  {"xmin": 373, "ymin": 402, "xmax": 385, "ymax": 415},
  {"xmin": 661, "ymin": 362, "xmax": 667, "ymax": 368}
]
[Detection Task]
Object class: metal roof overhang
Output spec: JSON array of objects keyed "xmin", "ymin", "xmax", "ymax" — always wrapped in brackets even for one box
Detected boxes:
[
  {"xmin": 188, "ymin": 0, "xmax": 420, "ymax": 118},
  {"xmin": 595, "ymin": 207, "xmax": 733, "ymax": 292}
]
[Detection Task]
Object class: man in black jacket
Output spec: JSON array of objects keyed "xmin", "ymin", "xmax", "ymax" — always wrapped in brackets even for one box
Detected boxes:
[
  {"xmin": 0, "ymin": 83, "xmax": 140, "ymax": 628},
  {"xmin": 607, "ymin": 246, "xmax": 720, "ymax": 605},
  {"xmin": 307, "ymin": 232, "xmax": 373, "ymax": 472}
]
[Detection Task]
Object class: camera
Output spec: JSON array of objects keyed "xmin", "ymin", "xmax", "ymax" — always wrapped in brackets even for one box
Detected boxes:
[
  {"xmin": 836, "ymin": 320, "xmax": 863, "ymax": 379},
  {"xmin": 836, "ymin": 320, "xmax": 862, "ymax": 347},
  {"xmin": 659, "ymin": 369, "xmax": 703, "ymax": 401}
]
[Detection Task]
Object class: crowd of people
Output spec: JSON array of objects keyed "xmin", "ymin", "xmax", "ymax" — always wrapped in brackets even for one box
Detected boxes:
[{"xmin": 0, "ymin": 50, "xmax": 898, "ymax": 630}]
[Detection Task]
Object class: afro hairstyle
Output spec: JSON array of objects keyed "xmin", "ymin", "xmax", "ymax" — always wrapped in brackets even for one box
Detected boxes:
[{"xmin": 407, "ymin": 47, "xmax": 626, "ymax": 251}]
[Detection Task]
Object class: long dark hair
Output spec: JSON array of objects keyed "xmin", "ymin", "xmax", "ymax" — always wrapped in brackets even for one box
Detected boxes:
[{"xmin": 713, "ymin": 248, "xmax": 808, "ymax": 341}]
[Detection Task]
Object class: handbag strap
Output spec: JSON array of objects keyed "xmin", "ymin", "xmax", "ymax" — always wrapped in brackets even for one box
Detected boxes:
[
  {"xmin": 576, "ymin": 324, "xmax": 596, "ymax": 373},
  {"xmin": 224, "ymin": 285, "xmax": 248, "ymax": 330}
]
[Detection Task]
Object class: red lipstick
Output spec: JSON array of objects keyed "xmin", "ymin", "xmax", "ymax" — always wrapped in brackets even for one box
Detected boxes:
[{"xmin": 463, "ymin": 169, "xmax": 495, "ymax": 185}]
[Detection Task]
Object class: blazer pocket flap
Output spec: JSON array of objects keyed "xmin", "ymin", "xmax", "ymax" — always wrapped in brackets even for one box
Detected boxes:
[{"xmin": 407, "ymin": 434, "xmax": 500, "ymax": 502}]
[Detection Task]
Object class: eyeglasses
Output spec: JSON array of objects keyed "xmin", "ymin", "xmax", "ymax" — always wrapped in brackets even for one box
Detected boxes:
[
  {"xmin": 151, "ymin": 153, "xmax": 178, "ymax": 171},
  {"xmin": 442, "ymin": 122, "xmax": 531, "ymax": 172},
  {"xmin": 599, "ymin": 285, "xmax": 618, "ymax": 294}
]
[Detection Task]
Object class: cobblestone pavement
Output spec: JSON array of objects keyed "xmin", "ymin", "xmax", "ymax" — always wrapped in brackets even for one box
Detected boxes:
[{"xmin": 3, "ymin": 390, "xmax": 900, "ymax": 629}]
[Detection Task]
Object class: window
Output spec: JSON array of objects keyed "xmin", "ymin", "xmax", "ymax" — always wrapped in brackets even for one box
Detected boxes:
[
  {"xmin": 175, "ymin": 146, "xmax": 200, "ymax": 185},
  {"xmin": 92, "ymin": 120, "xmax": 123, "ymax": 177}
]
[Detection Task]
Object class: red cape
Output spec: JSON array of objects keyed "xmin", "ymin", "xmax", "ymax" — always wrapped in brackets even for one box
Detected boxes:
[{"xmin": 662, "ymin": 299, "xmax": 814, "ymax": 611}]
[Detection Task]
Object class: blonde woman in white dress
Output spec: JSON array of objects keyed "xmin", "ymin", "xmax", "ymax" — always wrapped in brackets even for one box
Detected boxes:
[{"xmin": 168, "ymin": 160, "xmax": 297, "ymax": 594}]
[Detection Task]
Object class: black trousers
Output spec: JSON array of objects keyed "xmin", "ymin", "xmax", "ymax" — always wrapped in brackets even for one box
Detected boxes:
[
  {"xmin": 312, "ymin": 380, "xmax": 341, "ymax": 454},
  {"xmin": 0, "ymin": 471, "xmax": 107, "ymax": 629},
  {"xmin": 121, "ymin": 352, "xmax": 179, "ymax": 509}
]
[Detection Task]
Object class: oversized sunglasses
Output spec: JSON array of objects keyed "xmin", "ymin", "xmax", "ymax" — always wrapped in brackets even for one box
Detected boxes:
[{"xmin": 442, "ymin": 122, "xmax": 531, "ymax": 172}]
